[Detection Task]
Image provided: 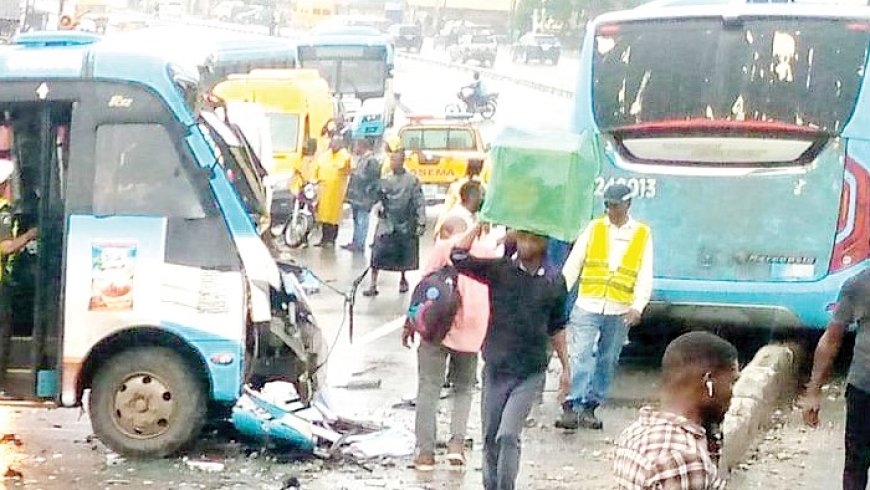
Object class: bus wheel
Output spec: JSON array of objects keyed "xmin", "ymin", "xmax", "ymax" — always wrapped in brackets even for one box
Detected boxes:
[{"xmin": 89, "ymin": 347, "xmax": 207, "ymax": 458}]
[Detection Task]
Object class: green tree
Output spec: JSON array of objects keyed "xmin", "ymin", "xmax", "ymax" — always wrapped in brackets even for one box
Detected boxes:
[
  {"xmin": 513, "ymin": 0, "xmax": 647, "ymax": 38},
  {"xmin": 512, "ymin": 0, "xmax": 541, "ymax": 37}
]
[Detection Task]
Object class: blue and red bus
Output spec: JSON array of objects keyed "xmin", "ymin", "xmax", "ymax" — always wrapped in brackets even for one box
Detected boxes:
[{"xmin": 575, "ymin": 3, "xmax": 870, "ymax": 329}]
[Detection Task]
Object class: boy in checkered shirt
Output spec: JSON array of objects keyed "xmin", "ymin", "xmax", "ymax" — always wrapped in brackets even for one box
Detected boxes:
[{"xmin": 613, "ymin": 332, "xmax": 739, "ymax": 490}]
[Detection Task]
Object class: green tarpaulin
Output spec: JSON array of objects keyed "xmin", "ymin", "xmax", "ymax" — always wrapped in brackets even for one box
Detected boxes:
[{"xmin": 480, "ymin": 127, "xmax": 600, "ymax": 242}]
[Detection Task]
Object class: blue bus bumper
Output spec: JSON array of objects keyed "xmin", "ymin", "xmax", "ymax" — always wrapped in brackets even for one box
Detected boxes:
[{"xmin": 650, "ymin": 263, "xmax": 870, "ymax": 329}]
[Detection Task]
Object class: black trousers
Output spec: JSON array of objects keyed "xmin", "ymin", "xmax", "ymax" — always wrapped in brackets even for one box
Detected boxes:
[
  {"xmin": 845, "ymin": 384, "xmax": 870, "ymax": 490},
  {"xmin": 321, "ymin": 223, "xmax": 339, "ymax": 244}
]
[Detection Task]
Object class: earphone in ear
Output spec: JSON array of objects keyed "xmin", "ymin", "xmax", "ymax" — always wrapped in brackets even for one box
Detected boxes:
[{"xmin": 704, "ymin": 372, "xmax": 714, "ymax": 398}]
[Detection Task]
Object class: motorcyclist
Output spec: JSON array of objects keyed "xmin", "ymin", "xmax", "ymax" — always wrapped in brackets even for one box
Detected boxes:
[{"xmin": 462, "ymin": 72, "xmax": 485, "ymax": 110}]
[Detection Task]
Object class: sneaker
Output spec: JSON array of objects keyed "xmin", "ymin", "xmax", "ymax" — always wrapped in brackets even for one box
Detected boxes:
[
  {"xmin": 578, "ymin": 407, "xmax": 604, "ymax": 430},
  {"xmin": 414, "ymin": 453, "xmax": 436, "ymax": 472},
  {"xmin": 446, "ymin": 441, "xmax": 465, "ymax": 466},
  {"xmin": 554, "ymin": 407, "xmax": 580, "ymax": 430}
]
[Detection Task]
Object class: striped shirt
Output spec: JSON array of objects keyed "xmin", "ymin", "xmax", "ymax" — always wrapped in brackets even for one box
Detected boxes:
[{"xmin": 613, "ymin": 408, "xmax": 726, "ymax": 490}]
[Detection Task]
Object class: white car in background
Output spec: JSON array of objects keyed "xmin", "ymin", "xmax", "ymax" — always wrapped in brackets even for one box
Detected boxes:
[{"xmin": 157, "ymin": 0, "xmax": 183, "ymax": 18}]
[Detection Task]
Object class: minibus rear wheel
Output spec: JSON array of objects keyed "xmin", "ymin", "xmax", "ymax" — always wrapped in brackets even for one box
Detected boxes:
[{"xmin": 89, "ymin": 346, "xmax": 207, "ymax": 458}]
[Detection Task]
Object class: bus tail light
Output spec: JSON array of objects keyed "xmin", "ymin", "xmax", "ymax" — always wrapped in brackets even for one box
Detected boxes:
[
  {"xmin": 831, "ymin": 156, "xmax": 870, "ymax": 273},
  {"xmin": 597, "ymin": 24, "xmax": 621, "ymax": 36}
]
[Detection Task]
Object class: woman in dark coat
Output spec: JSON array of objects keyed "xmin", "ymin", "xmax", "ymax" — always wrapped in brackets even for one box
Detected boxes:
[{"xmin": 363, "ymin": 148, "xmax": 425, "ymax": 296}]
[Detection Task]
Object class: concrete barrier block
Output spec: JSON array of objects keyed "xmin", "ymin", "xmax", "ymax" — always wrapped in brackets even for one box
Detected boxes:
[
  {"xmin": 732, "ymin": 366, "xmax": 780, "ymax": 402},
  {"xmin": 725, "ymin": 397, "xmax": 765, "ymax": 433},
  {"xmin": 751, "ymin": 345, "xmax": 796, "ymax": 374},
  {"xmin": 720, "ymin": 343, "xmax": 801, "ymax": 472},
  {"xmin": 721, "ymin": 410, "xmax": 753, "ymax": 470}
]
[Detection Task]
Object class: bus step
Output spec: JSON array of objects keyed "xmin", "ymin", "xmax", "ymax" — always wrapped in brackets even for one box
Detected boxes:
[
  {"xmin": 7, "ymin": 337, "xmax": 33, "ymax": 369},
  {"xmin": 6, "ymin": 336, "xmax": 57, "ymax": 369},
  {"xmin": 0, "ymin": 369, "xmax": 36, "ymax": 399}
]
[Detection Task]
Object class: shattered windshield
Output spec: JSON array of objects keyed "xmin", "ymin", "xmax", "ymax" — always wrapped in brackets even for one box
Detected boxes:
[{"xmin": 592, "ymin": 18, "xmax": 870, "ymax": 132}]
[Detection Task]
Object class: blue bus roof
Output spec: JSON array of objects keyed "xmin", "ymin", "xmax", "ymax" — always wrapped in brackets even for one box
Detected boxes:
[
  {"xmin": 297, "ymin": 30, "xmax": 394, "ymax": 63},
  {"xmin": 0, "ymin": 31, "xmax": 198, "ymax": 125},
  {"xmin": 298, "ymin": 30, "xmax": 391, "ymax": 47},
  {"xmin": 105, "ymin": 26, "xmax": 297, "ymax": 73},
  {"xmin": 13, "ymin": 30, "xmax": 103, "ymax": 47},
  {"xmin": 603, "ymin": 2, "xmax": 870, "ymax": 23}
]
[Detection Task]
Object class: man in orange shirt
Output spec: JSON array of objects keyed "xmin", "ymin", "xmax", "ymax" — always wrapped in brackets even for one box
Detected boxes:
[{"xmin": 403, "ymin": 213, "xmax": 498, "ymax": 471}]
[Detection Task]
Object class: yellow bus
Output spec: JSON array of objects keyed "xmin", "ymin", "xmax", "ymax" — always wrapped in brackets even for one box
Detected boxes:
[{"xmin": 212, "ymin": 69, "xmax": 335, "ymax": 185}]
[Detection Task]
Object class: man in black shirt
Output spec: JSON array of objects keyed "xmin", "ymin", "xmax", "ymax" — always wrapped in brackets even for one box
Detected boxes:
[
  {"xmin": 803, "ymin": 268, "xmax": 870, "ymax": 490},
  {"xmin": 451, "ymin": 224, "xmax": 570, "ymax": 490}
]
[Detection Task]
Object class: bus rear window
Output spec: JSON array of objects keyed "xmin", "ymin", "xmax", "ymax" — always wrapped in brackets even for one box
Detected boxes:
[
  {"xmin": 402, "ymin": 128, "xmax": 475, "ymax": 151},
  {"xmin": 267, "ymin": 113, "xmax": 300, "ymax": 152},
  {"xmin": 592, "ymin": 18, "xmax": 870, "ymax": 133}
]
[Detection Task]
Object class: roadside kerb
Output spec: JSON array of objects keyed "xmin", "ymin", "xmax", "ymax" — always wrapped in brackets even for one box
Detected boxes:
[
  {"xmin": 720, "ymin": 343, "xmax": 803, "ymax": 474},
  {"xmin": 396, "ymin": 51, "xmax": 575, "ymax": 99}
]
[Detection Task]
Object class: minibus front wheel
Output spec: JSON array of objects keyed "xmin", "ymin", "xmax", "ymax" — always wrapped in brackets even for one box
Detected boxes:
[{"xmin": 89, "ymin": 346, "xmax": 208, "ymax": 458}]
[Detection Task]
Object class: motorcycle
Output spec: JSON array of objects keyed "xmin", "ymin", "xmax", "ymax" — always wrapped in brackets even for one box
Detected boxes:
[
  {"xmin": 445, "ymin": 88, "xmax": 499, "ymax": 120},
  {"xmin": 279, "ymin": 182, "xmax": 320, "ymax": 248}
]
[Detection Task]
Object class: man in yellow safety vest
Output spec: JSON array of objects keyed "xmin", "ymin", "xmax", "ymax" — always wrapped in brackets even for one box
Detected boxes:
[
  {"xmin": 556, "ymin": 183, "xmax": 653, "ymax": 430},
  {"xmin": 0, "ymin": 159, "xmax": 37, "ymax": 388}
]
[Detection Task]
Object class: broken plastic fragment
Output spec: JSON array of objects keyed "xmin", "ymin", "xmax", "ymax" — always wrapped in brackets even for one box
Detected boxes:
[
  {"xmin": 183, "ymin": 458, "xmax": 225, "ymax": 473},
  {"xmin": 0, "ymin": 434, "xmax": 22, "ymax": 446}
]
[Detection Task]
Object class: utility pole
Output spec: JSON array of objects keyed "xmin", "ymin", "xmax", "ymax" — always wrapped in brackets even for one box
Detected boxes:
[{"xmin": 508, "ymin": 0, "xmax": 517, "ymax": 41}]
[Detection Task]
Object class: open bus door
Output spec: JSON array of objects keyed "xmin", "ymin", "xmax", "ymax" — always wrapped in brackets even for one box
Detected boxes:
[{"xmin": 0, "ymin": 98, "xmax": 68, "ymax": 401}]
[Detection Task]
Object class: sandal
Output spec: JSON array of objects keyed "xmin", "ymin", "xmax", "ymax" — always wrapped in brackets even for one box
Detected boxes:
[
  {"xmin": 399, "ymin": 282, "xmax": 409, "ymax": 294},
  {"xmin": 362, "ymin": 288, "xmax": 379, "ymax": 297}
]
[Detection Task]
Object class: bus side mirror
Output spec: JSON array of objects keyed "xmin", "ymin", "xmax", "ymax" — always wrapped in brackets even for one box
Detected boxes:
[{"xmin": 303, "ymin": 138, "xmax": 317, "ymax": 156}]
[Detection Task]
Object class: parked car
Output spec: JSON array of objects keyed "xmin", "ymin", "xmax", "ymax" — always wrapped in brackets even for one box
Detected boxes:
[
  {"xmin": 512, "ymin": 32, "xmax": 561, "ymax": 65},
  {"xmin": 236, "ymin": 5, "xmax": 271, "ymax": 25},
  {"xmin": 388, "ymin": 23, "xmax": 423, "ymax": 52},
  {"xmin": 433, "ymin": 20, "xmax": 486, "ymax": 50},
  {"xmin": 449, "ymin": 33, "xmax": 497, "ymax": 67}
]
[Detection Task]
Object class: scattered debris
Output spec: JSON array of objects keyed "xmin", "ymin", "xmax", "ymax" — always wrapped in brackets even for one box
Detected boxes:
[
  {"xmin": 392, "ymin": 392, "xmax": 448, "ymax": 410},
  {"xmin": 335, "ymin": 379, "xmax": 383, "ymax": 391},
  {"xmin": 281, "ymin": 476, "xmax": 302, "ymax": 489},
  {"xmin": 105, "ymin": 479, "xmax": 131, "ymax": 486},
  {"xmin": 0, "ymin": 434, "xmax": 22, "ymax": 446},
  {"xmin": 106, "ymin": 452, "xmax": 125, "ymax": 466},
  {"xmin": 343, "ymin": 427, "xmax": 415, "ymax": 460},
  {"xmin": 3, "ymin": 467, "xmax": 22, "ymax": 480},
  {"xmin": 183, "ymin": 457, "xmax": 225, "ymax": 473}
]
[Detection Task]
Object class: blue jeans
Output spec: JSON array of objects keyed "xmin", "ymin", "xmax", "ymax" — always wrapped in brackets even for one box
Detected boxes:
[
  {"xmin": 544, "ymin": 238, "xmax": 577, "ymax": 318},
  {"xmin": 566, "ymin": 306, "xmax": 629, "ymax": 411},
  {"xmin": 350, "ymin": 204, "xmax": 370, "ymax": 251}
]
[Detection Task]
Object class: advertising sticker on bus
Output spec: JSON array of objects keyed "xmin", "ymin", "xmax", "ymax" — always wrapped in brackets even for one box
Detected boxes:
[{"xmin": 89, "ymin": 242, "xmax": 137, "ymax": 311}]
